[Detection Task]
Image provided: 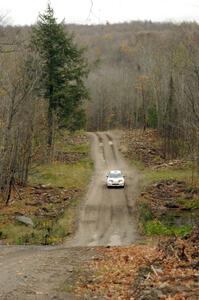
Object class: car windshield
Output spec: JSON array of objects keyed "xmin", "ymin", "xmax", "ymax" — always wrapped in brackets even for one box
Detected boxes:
[{"xmin": 108, "ymin": 173, "xmax": 122, "ymax": 178}]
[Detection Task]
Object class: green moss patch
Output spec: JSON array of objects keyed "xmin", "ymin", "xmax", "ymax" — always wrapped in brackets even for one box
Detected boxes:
[{"xmin": 144, "ymin": 220, "xmax": 192, "ymax": 237}]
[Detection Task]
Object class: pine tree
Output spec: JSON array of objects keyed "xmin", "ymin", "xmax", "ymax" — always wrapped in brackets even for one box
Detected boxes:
[{"xmin": 31, "ymin": 4, "xmax": 88, "ymax": 148}]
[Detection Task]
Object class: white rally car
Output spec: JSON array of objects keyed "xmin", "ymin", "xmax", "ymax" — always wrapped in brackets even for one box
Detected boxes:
[{"xmin": 106, "ymin": 170, "xmax": 125, "ymax": 188}]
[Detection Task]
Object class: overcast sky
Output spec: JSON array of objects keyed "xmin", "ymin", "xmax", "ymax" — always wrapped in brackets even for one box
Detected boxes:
[{"xmin": 1, "ymin": 0, "xmax": 199, "ymax": 25}]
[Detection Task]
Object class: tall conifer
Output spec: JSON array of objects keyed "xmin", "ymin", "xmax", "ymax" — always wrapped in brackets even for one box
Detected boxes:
[{"xmin": 32, "ymin": 5, "xmax": 88, "ymax": 148}]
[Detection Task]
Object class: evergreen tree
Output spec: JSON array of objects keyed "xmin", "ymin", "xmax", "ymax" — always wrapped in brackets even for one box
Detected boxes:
[{"xmin": 31, "ymin": 4, "xmax": 88, "ymax": 148}]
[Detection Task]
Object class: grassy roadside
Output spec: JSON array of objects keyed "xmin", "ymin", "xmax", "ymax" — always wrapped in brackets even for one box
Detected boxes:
[
  {"xmin": 121, "ymin": 129, "xmax": 199, "ymax": 238},
  {"xmin": 29, "ymin": 159, "xmax": 93, "ymax": 189},
  {"xmin": 142, "ymin": 166, "xmax": 198, "ymax": 187},
  {"xmin": 0, "ymin": 131, "xmax": 93, "ymax": 245}
]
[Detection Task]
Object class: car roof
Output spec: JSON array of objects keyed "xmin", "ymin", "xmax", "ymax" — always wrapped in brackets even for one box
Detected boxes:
[{"xmin": 109, "ymin": 170, "xmax": 122, "ymax": 174}]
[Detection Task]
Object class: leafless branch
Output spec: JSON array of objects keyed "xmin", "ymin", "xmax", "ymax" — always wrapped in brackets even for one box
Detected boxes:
[{"xmin": 86, "ymin": 0, "xmax": 94, "ymax": 21}]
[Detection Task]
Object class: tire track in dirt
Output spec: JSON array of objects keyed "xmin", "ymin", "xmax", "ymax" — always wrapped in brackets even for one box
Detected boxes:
[
  {"xmin": 107, "ymin": 132, "xmax": 138, "ymax": 218},
  {"xmin": 105, "ymin": 132, "xmax": 117, "ymax": 162},
  {"xmin": 95, "ymin": 132, "xmax": 107, "ymax": 166},
  {"xmin": 71, "ymin": 131, "xmax": 139, "ymax": 246},
  {"xmin": 103, "ymin": 132, "xmax": 135, "ymax": 244}
]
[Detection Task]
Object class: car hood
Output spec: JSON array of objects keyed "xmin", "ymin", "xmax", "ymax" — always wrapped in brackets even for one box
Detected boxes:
[{"xmin": 107, "ymin": 177, "xmax": 124, "ymax": 181}]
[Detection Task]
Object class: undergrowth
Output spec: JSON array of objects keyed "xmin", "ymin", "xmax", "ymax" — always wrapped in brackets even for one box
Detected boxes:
[
  {"xmin": 125, "ymin": 131, "xmax": 199, "ymax": 238},
  {"xmin": 0, "ymin": 132, "xmax": 93, "ymax": 245}
]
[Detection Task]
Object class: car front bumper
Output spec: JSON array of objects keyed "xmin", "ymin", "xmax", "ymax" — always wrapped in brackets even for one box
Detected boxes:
[{"xmin": 107, "ymin": 182, "xmax": 125, "ymax": 187}]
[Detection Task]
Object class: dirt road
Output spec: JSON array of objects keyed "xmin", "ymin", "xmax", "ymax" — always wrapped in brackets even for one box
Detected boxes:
[
  {"xmin": 0, "ymin": 245, "xmax": 101, "ymax": 299},
  {"xmin": 0, "ymin": 131, "xmax": 139, "ymax": 299},
  {"xmin": 72, "ymin": 131, "xmax": 139, "ymax": 246}
]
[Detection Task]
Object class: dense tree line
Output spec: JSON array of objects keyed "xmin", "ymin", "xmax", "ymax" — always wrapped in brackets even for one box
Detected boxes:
[{"xmin": 71, "ymin": 22, "xmax": 198, "ymax": 171}]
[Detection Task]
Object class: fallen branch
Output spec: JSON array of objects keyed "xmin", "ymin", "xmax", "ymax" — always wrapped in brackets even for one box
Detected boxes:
[{"xmin": 151, "ymin": 265, "xmax": 159, "ymax": 277}]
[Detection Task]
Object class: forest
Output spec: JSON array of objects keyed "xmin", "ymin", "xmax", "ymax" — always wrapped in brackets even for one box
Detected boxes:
[
  {"xmin": 0, "ymin": 14, "xmax": 199, "ymax": 203},
  {"xmin": 74, "ymin": 22, "xmax": 199, "ymax": 166},
  {"xmin": 0, "ymin": 9, "xmax": 199, "ymax": 300}
]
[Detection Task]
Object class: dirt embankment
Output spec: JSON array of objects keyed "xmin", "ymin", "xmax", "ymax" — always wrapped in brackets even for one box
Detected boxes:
[
  {"xmin": 133, "ymin": 228, "xmax": 199, "ymax": 300},
  {"xmin": 120, "ymin": 129, "xmax": 188, "ymax": 170},
  {"xmin": 120, "ymin": 129, "xmax": 199, "ymax": 236}
]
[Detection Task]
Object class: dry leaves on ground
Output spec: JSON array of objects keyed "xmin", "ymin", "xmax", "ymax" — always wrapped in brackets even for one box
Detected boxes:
[
  {"xmin": 75, "ymin": 228, "xmax": 199, "ymax": 299},
  {"xmin": 134, "ymin": 228, "xmax": 199, "ymax": 299},
  {"xmin": 75, "ymin": 245, "xmax": 159, "ymax": 299}
]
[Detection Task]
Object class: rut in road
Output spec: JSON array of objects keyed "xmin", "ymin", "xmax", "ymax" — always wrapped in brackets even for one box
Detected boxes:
[{"xmin": 72, "ymin": 131, "xmax": 139, "ymax": 246}]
